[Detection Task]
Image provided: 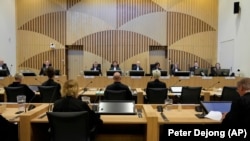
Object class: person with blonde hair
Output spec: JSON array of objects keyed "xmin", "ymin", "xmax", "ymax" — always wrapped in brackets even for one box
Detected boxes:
[{"xmin": 53, "ymin": 79, "xmax": 103, "ymax": 138}]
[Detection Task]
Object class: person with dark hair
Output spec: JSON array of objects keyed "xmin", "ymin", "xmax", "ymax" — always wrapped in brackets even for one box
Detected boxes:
[
  {"xmin": 109, "ymin": 61, "xmax": 121, "ymax": 71},
  {"xmin": 0, "ymin": 59, "xmax": 10, "ymax": 76},
  {"xmin": 41, "ymin": 66, "xmax": 61, "ymax": 100},
  {"xmin": 170, "ymin": 63, "xmax": 181, "ymax": 75},
  {"xmin": 152, "ymin": 62, "xmax": 161, "ymax": 71},
  {"xmin": 210, "ymin": 62, "xmax": 221, "ymax": 76},
  {"xmin": 53, "ymin": 79, "xmax": 103, "ymax": 140},
  {"xmin": 8, "ymin": 73, "xmax": 35, "ymax": 102},
  {"xmin": 39, "ymin": 60, "xmax": 52, "ymax": 75}
]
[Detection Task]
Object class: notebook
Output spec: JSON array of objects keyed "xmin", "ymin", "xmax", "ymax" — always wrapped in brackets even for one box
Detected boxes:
[
  {"xmin": 98, "ymin": 100, "xmax": 136, "ymax": 115},
  {"xmin": 200, "ymin": 101, "xmax": 232, "ymax": 114},
  {"xmin": 170, "ymin": 86, "xmax": 182, "ymax": 93}
]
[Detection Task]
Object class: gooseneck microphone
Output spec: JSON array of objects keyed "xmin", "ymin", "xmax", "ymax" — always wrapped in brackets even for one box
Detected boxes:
[
  {"xmin": 34, "ymin": 78, "xmax": 42, "ymax": 84},
  {"xmin": 203, "ymin": 81, "xmax": 220, "ymax": 90},
  {"xmin": 83, "ymin": 81, "xmax": 93, "ymax": 92},
  {"xmin": 25, "ymin": 95, "xmax": 37, "ymax": 112},
  {"xmin": 170, "ymin": 79, "xmax": 182, "ymax": 88}
]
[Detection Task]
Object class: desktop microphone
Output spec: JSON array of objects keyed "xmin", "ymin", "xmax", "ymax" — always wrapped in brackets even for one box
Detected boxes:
[
  {"xmin": 25, "ymin": 95, "xmax": 37, "ymax": 112},
  {"xmin": 9, "ymin": 64, "xmax": 13, "ymax": 76},
  {"xmin": 169, "ymin": 79, "xmax": 182, "ymax": 88},
  {"xmin": 83, "ymin": 81, "xmax": 93, "ymax": 92},
  {"xmin": 34, "ymin": 78, "xmax": 42, "ymax": 84},
  {"xmin": 203, "ymin": 81, "xmax": 220, "ymax": 90}
]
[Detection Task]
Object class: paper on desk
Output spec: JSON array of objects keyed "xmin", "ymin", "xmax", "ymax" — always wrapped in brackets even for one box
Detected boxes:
[{"xmin": 205, "ymin": 111, "xmax": 222, "ymax": 121}]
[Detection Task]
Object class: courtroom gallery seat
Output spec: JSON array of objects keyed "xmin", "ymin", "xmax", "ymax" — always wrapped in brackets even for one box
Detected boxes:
[
  {"xmin": 38, "ymin": 86, "xmax": 57, "ymax": 103},
  {"xmin": 104, "ymin": 90, "xmax": 128, "ymax": 100},
  {"xmin": 220, "ymin": 86, "xmax": 240, "ymax": 101},
  {"xmin": 180, "ymin": 86, "xmax": 202, "ymax": 104},
  {"xmin": 146, "ymin": 88, "xmax": 168, "ymax": 104},
  {"xmin": 46, "ymin": 111, "xmax": 90, "ymax": 141},
  {"xmin": 4, "ymin": 86, "xmax": 25, "ymax": 102}
]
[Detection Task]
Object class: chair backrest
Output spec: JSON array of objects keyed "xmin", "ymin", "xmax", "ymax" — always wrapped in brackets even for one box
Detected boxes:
[
  {"xmin": 180, "ymin": 87, "xmax": 202, "ymax": 104},
  {"xmin": 38, "ymin": 86, "xmax": 57, "ymax": 103},
  {"xmin": 146, "ymin": 88, "xmax": 168, "ymax": 104},
  {"xmin": 104, "ymin": 90, "xmax": 128, "ymax": 100},
  {"xmin": 131, "ymin": 64, "xmax": 136, "ymax": 70},
  {"xmin": 150, "ymin": 64, "xmax": 156, "ymax": 74},
  {"xmin": 46, "ymin": 111, "xmax": 90, "ymax": 141},
  {"xmin": 220, "ymin": 86, "xmax": 240, "ymax": 101},
  {"xmin": 4, "ymin": 86, "xmax": 25, "ymax": 102}
]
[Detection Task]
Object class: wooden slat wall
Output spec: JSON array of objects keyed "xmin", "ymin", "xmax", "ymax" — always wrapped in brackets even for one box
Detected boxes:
[{"xmin": 16, "ymin": 0, "xmax": 218, "ymax": 77}]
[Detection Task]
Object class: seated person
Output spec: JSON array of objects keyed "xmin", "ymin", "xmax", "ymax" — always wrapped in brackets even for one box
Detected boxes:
[
  {"xmin": 104, "ymin": 72, "xmax": 132, "ymax": 100},
  {"xmin": 146, "ymin": 70, "xmax": 167, "ymax": 89},
  {"xmin": 210, "ymin": 63, "xmax": 221, "ymax": 76},
  {"xmin": 39, "ymin": 60, "xmax": 52, "ymax": 75},
  {"xmin": 53, "ymin": 79, "xmax": 103, "ymax": 139},
  {"xmin": 91, "ymin": 61, "xmax": 102, "ymax": 75},
  {"xmin": 170, "ymin": 63, "xmax": 181, "ymax": 75},
  {"xmin": 8, "ymin": 73, "xmax": 35, "ymax": 102},
  {"xmin": 109, "ymin": 61, "xmax": 121, "ymax": 71},
  {"xmin": 189, "ymin": 61, "xmax": 199, "ymax": 73},
  {"xmin": 152, "ymin": 62, "xmax": 161, "ymax": 71},
  {"xmin": 0, "ymin": 59, "xmax": 10, "ymax": 76},
  {"xmin": 132, "ymin": 61, "xmax": 143, "ymax": 71},
  {"xmin": 41, "ymin": 66, "xmax": 61, "ymax": 101}
]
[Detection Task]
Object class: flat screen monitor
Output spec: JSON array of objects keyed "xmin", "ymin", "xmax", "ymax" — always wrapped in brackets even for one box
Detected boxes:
[
  {"xmin": 28, "ymin": 85, "xmax": 39, "ymax": 92},
  {"xmin": 160, "ymin": 70, "xmax": 168, "ymax": 76},
  {"xmin": 84, "ymin": 70, "xmax": 100, "ymax": 76},
  {"xmin": 200, "ymin": 101, "xmax": 232, "ymax": 114},
  {"xmin": 106, "ymin": 70, "xmax": 122, "ymax": 76},
  {"xmin": 22, "ymin": 72, "xmax": 36, "ymax": 76},
  {"xmin": 98, "ymin": 100, "xmax": 136, "ymax": 115},
  {"xmin": 170, "ymin": 86, "xmax": 182, "ymax": 93},
  {"xmin": 129, "ymin": 70, "xmax": 145, "ymax": 76},
  {"xmin": 0, "ymin": 69, "xmax": 8, "ymax": 77},
  {"xmin": 194, "ymin": 68, "xmax": 208, "ymax": 76},
  {"xmin": 54, "ymin": 69, "xmax": 60, "ymax": 75},
  {"xmin": 174, "ymin": 71, "xmax": 190, "ymax": 77},
  {"xmin": 216, "ymin": 69, "xmax": 230, "ymax": 76}
]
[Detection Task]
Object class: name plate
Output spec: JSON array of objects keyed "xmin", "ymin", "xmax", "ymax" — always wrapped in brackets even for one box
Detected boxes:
[
  {"xmin": 160, "ymin": 76, "xmax": 170, "ymax": 79},
  {"xmin": 178, "ymin": 77, "xmax": 190, "ymax": 79},
  {"xmin": 225, "ymin": 77, "xmax": 235, "ymax": 79},
  {"xmin": 202, "ymin": 77, "xmax": 213, "ymax": 79},
  {"xmin": 84, "ymin": 76, "xmax": 95, "ymax": 78},
  {"xmin": 130, "ymin": 76, "xmax": 142, "ymax": 79}
]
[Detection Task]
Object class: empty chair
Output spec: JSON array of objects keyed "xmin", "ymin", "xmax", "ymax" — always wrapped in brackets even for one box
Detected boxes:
[
  {"xmin": 4, "ymin": 86, "xmax": 25, "ymax": 102},
  {"xmin": 146, "ymin": 88, "xmax": 168, "ymax": 104},
  {"xmin": 46, "ymin": 111, "xmax": 90, "ymax": 141},
  {"xmin": 220, "ymin": 86, "xmax": 240, "ymax": 101},
  {"xmin": 104, "ymin": 90, "xmax": 129, "ymax": 100},
  {"xmin": 38, "ymin": 86, "xmax": 57, "ymax": 103},
  {"xmin": 180, "ymin": 87, "xmax": 202, "ymax": 104}
]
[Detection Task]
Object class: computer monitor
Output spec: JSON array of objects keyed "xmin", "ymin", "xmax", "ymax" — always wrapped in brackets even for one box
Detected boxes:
[
  {"xmin": 0, "ymin": 69, "xmax": 8, "ymax": 77},
  {"xmin": 160, "ymin": 70, "xmax": 168, "ymax": 76},
  {"xmin": 170, "ymin": 86, "xmax": 182, "ymax": 93},
  {"xmin": 200, "ymin": 101, "xmax": 232, "ymax": 114},
  {"xmin": 22, "ymin": 72, "xmax": 36, "ymax": 76},
  {"xmin": 216, "ymin": 69, "xmax": 230, "ymax": 76},
  {"xmin": 194, "ymin": 68, "xmax": 208, "ymax": 76},
  {"xmin": 129, "ymin": 70, "xmax": 145, "ymax": 76},
  {"xmin": 106, "ymin": 70, "xmax": 122, "ymax": 76},
  {"xmin": 54, "ymin": 69, "xmax": 60, "ymax": 75},
  {"xmin": 84, "ymin": 70, "xmax": 100, "ymax": 76},
  {"xmin": 98, "ymin": 100, "xmax": 136, "ymax": 115},
  {"xmin": 174, "ymin": 71, "xmax": 190, "ymax": 77}
]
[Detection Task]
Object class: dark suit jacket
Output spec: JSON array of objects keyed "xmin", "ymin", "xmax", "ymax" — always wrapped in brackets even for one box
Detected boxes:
[
  {"xmin": 91, "ymin": 67, "xmax": 102, "ymax": 75},
  {"xmin": 132, "ymin": 66, "xmax": 143, "ymax": 71},
  {"xmin": 0, "ymin": 115, "xmax": 18, "ymax": 141},
  {"xmin": 53, "ymin": 96, "xmax": 103, "ymax": 131},
  {"xmin": 109, "ymin": 67, "xmax": 121, "ymax": 71},
  {"xmin": 39, "ymin": 64, "xmax": 52, "ymax": 75},
  {"xmin": 189, "ymin": 66, "xmax": 199, "ymax": 72},
  {"xmin": 42, "ymin": 79, "xmax": 61, "ymax": 100},
  {"xmin": 0, "ymin": 63, "xmax": 10, "ymax": 76},
  {"xmin": 146, "ymin": 79, "xmax": 167, "ymax": 89},
  {"xmin": 8, "ymin": 82, "xmax": 35, "ymax": 102},
  {"xmin": 171, "ymin": 68, "xmax": 181, "ymax": 75},
  {"xmin": 104, "ymin": 82, "xmax": 132, "ymax": 100},
  {"xmin": 210, "ymin": 67, "xmax": 219, "ymax": 76},
  {"xmin": 222, "ymin": 93, "xmax": 250, "ymax": 128}
]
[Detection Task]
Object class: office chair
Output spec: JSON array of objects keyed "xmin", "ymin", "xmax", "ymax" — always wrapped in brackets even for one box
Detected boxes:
[
  {"xmin": 104, "ymin": 90, "xmax": 129, "ymax": 100},
  {"xmin": 220, "ymin": 86, "xmax": 240, "ymax": 101},
  {"xmin": 146, "ymin": 88, "xmax": 168, "ymax": 104},
  {"xmin": 38, "ymin": 86, "xmax": 57, "ymax": 103},
  {"xmin": 4, "ymin": 86, "xmax": 25, "ymax": 102},
  {"xmin": 180, "ymin": 86, "xmax": 202, "ymax": 104},
  {"xmin": 150, "ymin": 64, "xmax": 156, "ymax": 75},
  {"xmin": 46, "ymin": 111, "xmax": 90, "ymax": 141}
]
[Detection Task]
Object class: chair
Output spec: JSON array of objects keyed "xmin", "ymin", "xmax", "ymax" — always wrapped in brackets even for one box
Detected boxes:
[
  {"xmin": 131, "ymin": 64, "xmax": 136, "ymax": 70},
  {"xmin": 220, "ymin": 86, "xmax": 240, "ymax": 101},
  {"xmin": 4, "ymin": 86, "xmax": 25, "ymax": 102},
  {"xmin": 146, "ymin": 88, "xmax": 168, "ymax": 104},
  {"xmin": 38, "ymin": 86, "xmax": 57, "ymax": 103},
  {"xmin": 180, "ymin": 87, "xmax": 202, "ymax": 104},
  {"xmin": 150, "ymin": 64, "xmax": 156, "ymax": 75},
  {"xmin": 46, "ymin": 111, "xmax": 90, "ymax": 141},
  {"xmin": 104, "ymin": 90, "xmax": 128, "ymax": 100}
]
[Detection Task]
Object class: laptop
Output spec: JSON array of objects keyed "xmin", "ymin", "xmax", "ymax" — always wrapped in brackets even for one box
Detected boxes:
[
  {"xmin": 200, "ymin": 101, "xmax": 232, "ymax": 114},
  {"xmin": 170, "ymin": 86, "xmax": 182, "ymax": 93},
  {"xmin": 98, "ymin": 100, "xmax": 136, "ymax": 115}
]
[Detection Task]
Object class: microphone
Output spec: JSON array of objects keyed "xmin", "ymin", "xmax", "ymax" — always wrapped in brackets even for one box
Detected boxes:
[
  {"xmin": 203, "ymin": 81, "xmax": 220, "ymax": 90},
  {"xmin": 9, "ymin": 64, "xmax": 13, "ymax": 76},
  {"xmin": 25, "ymin": 95, "xmax": 37, "ymax": 112},
  {"xmin": 83, "ymin": 81, "xmax": 93, "ymax": 91},
  {"xmin": 34, "ymin": 78, "xmax": 42, "ymax": 84},
  {"xmin": 170, "ymin": 79, "xmax": 182, "ymax": 88}
]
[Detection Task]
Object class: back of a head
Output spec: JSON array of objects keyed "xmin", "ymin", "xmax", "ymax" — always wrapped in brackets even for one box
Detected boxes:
[
  {"xmin": 113, "ymin": 72, "xmax": 121, "ymax": 82},
  {"xmin": 62, "ymin": 79, "xmax": 79, "ymax": 97},
  {"xmin": 46, "ymin": 66, "xmax": 55, "ymax": 78},
  {"xmin": 14, "ymin": 73, "xmax": 23, "ymax": 81},
  {"xmin": 237, "ymin": 78, "xmax": 250, "ymax": 90},
  {"xmin": 152, "ymin": 70, "xmax": 161, "ymax": 79}
]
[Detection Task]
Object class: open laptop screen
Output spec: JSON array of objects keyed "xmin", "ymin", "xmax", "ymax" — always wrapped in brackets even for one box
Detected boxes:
[
  {"xmin": 98, "ymin": 100, "xmax": 136, "ymax": 115},
  {"xmin": 201, "ymin": 101, "xmax": 232, "ymax": 114},
  {"xmin": 170, "ymin": 87, "xmax": 182, "ymax": 93}
]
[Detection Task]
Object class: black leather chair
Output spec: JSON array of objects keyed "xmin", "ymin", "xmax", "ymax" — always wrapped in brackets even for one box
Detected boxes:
[
  {"xmin": 180, "ymin": 87, "xmax": 202, "ymax": 104},
  {"xmin": 104, "ymin": 90, "xmax": 128, "ymax": 100},
  {"xmin": 220, "ymin": 86, "xmax": 240, "ymax": 101},
  {"xmin": 46, "ymin": 111, "xmax": 90, "ymax": 141},
  {"xmin": 38, "ymin": 86, "xmax": 57, "ymax": 103},
  {"xmin": 146, "ymin": 88, "xmax": 168, "ymax": 104},
  {"xmin": 4, "ymin": 86, "xmax": 25, "ymax": 102}
]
